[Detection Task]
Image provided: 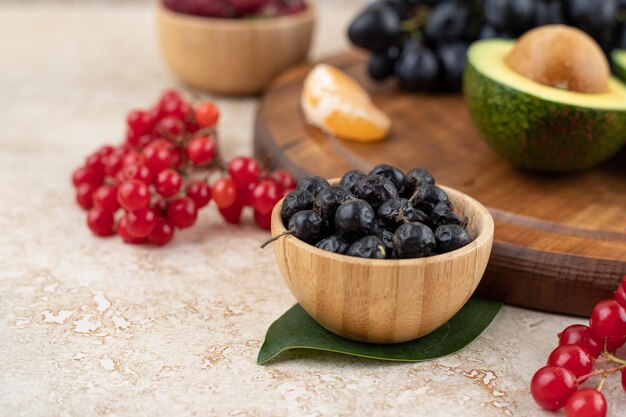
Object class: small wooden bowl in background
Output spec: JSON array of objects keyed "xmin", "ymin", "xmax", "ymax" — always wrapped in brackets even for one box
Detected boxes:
[
  {"xmin": 270, "ymin": 183, "xmax": 494, "ymax": 344},
  {"xmin": 157, "ymin": 4, "xmax": 315, "ymax": 95}
]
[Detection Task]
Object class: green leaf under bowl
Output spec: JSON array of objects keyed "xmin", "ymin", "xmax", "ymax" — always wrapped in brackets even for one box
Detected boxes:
[{"xmin": 257, "ymin": 297, "xmax": 502, "ymax": 365}]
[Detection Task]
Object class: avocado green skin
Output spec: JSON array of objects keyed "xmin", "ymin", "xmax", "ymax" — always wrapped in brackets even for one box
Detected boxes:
[
  {"xmin": 611, "ymin": 50, "xmax": 626, "ymax": 82},
  {"xmin": 463, "ymin": 62, "xmax": 626, "ymax": 171}
]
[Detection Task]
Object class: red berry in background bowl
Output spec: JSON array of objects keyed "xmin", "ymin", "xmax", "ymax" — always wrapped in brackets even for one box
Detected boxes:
[
  {"xmin": 195, "ymin": 102, "xmax": 220, "ymax": 127},
  {"xmin": 186, "ymin": 135, "xmax": 216, "ymax": 165},
  {"xmin": 150, "ymin": 217, "xmax": 175, "ymax": 246},
  {"xmin": 167, "ymin": 197, "xmax": 198, "ymax": 229},
  {"xmin": 213, "ymin": 177, "xmax": 237, "ymax": 209},
  {"xmin": 547, "ymin": 345, "xmax": 593, "ymax": 382},
  {"xmin": 186, "ymin": 180, "xmax": 212, "ymax": 208},
  {"xmin": 117, "ymin": 179, "xmax": 150, "ymax": 212},
  {"xmin": 530, "ymin": 366, "xmax": 577, "ymax": 411},
  {"xmin": 590, "ymin": 299, "xmax": 626, "ymax": 340},
  {"xmin": 87, "ymin": 208, "xmax": 115, "ymax": 237},
  {"xmin": 558, "ymin": 324, "xmax": 603, "ymax": 358},
  {"xmin": 126, "ymin": 208, "xmax": 157, "ymax": 238},
  {"xmin": 76, "ymin": 183, "xmax": 99, "ymax": 210},
  {"xmin": 564, "ymin": 388, "xmax": 606, "ymax": 417},
  {"xmin": 92, "ymin": 185, "xmax": 120, "ymax": 213},
  {"xmin": 154, "ymin": 168, "xmax": 182, "ymax": 198}
]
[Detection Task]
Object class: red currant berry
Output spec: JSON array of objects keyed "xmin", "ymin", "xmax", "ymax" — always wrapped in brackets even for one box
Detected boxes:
[
  {"xmin": 92, "ymin": 185, "xmax": 120, "ymax": 213},
  {"xmin": 162, "ymin": 98, "xmax": 191, "ymax": 120},
  {"xmin": 154, "ymin": 169, "xmax": 182, "ymax": 198},
  {"xmin": 186, "ymin": 135, "xmax": 216, "ymax": 165},
  {"xmin": 590, "ymin": 299, "xmax": 626, "ymax": 340},
  {"xmin": 123, "ymin": 151, "xmax": 145, "ymax": 167},
  {"xmin": 158, "ymin": 90, "xmax": 182, "ymax": 108},
  {"xmin": 615, "ymin": 284, "xmax": 626, "ymax": 309},
  {"xmin": 559, "ymin": 324, "xmax": 603, "ymax": 358},
  {"xmin": 185, "ymin": 120, "xmax": 200, "ymax": 134},
  {"xmin": 564, "ymin": 388, "xmax": 606, "ymax": 417},
  {"xmin": 126, "ymin": 128, "xmax": 152, "ymax": 148},
  {"xmin": 228, "ymin": 156, "xmax": 260, "ymax": 190},
  {"xmin": 76, "ymin": 183, "xmax": 99, "ymax": 209},
  {"xmin": 153, "ymin": 199, "xmax": 169, "ymax": 217},
  {"xmin": 72, "ymin": 166, "xmax": 104, "ymax": 187},
  {"xmin": 254, "ymin": 209, "xmax": 272, "ymax": 230},
  {"xmin": 95, "ymin": 145, "xmax": 115, "ymax": 158},
  {"xmin": 195, "ymin": 101, "xmax": 220, "ymax": 127},
  {"xmin": 167, "ymin": 197, "xmax": 197, "ymax": 229},
  {"xmin": 85, "ymin": 153, "xmax": 106, "ymax": 178},
  {"xmin": 117, "ymin": 215, "xmax": 147, "ymax": 244},
  {"xmin": 607, "ymin": 334, "xmax": 626, "ymax": 351},
  {"xmin": 117, "ymin": 179, "xmax": 150, "ymax": 212},
  {"xmin": 530, "ymin": 366, "xmax": 577, "ymax": 411},
  {"xmin": 103, "ymin": 153, "xmax": 124, "ymax": 176},
  {"xmin": 126, "ymin": 207, "xmax": 157, "ymax": 238},
  {"xmin": 269, "ymin": 170, "xmax": 296, "ymax": 191},
  {"xmin": 251, "ymin": 179, "xmax": 284, "ymax": 215},
  {"xmin": 87, "ymin": 208, "xmax": 115, "ymax": 236},
  {"xmin": 186, "ymin": 180, "xmax": 212, "ymax": 208},
  {"xmin": 149, "ymin": 217, "xmax": 175, "ymax": 246},
  {"xmin": 213, "ymin": 177, "xmax": 237, "ymax": 208},
  {"xmin": 547, "ymin": 345, "xmax": 593, "ymax": 382},
  {"xmin": 157, "ymin": 116, "xmax": 184, "ymax": 137},
  {"xmin": 219, "ymin": 201, "xmax": 243, "ymax": 224},
  {"xmin": 127, "ymin": 110, "xmax": 153, "ymax": 135},
  {"xmin": 116, "ymin": 164, "xmax": 153, "ymax": 185},
  {"xmin": 171, "ymin": 147, "xmax": 183, "ymax": 168},
  {"xmin": 143, "ymin": 141, "xmax": 173, "ymax": 174}
]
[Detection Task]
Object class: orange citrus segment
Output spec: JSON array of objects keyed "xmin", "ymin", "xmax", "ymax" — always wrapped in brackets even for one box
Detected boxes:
[{"xmin": 301, "ymin": 64, "xmax": 391, "ymax": 142}]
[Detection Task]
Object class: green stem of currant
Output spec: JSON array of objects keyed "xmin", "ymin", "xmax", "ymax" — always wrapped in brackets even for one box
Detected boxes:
[
  {"xmin": 604, "ymin": 352, "xmax": 626, "ymax": 366},
  {"xmin": 597, "ymin": 374, "xmax": 607, "ymax": 392}
]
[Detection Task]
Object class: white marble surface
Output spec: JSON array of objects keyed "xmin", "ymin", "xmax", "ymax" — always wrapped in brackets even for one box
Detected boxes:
[{"xmin": 0, "ymin": 2, "xmax": 624, "ymax": 416}]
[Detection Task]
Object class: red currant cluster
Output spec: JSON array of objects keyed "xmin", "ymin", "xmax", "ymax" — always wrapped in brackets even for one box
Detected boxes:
[
  {"xmin": 530, "ymin": 276, "xmax": 626, "ymax": 417},
  {"xmin": 71, "ymin": 90, "xmax": 295, "ymax": 246}
]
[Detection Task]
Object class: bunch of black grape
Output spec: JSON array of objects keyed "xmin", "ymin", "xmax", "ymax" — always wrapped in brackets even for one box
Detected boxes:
[
  {"xmin": 270, "ymin": 165, "xmax": 472, "ymax": 260},
  {"xmin": 349, "ymin": 0, "xmax": 626, "ymax": 92}
]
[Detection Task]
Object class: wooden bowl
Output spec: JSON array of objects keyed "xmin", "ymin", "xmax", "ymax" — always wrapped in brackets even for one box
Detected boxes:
[
  {"xmin": 269, "ymin": 183, "xmax": 494, "ymax": 344},
  {"xmin": 157, "ymin": 4, "xmax": 315, "ymax": 95}
]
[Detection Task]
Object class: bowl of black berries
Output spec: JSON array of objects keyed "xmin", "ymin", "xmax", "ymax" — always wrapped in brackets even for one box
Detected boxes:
[{"xmin": 264, "ymin": 164, "xmax": 494, "ymax": 344}]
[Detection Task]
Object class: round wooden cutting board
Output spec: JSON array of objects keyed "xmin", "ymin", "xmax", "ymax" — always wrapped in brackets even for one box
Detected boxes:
[{"xmin": 254, "ymin": 51, "xmax": 626, "ymax": 316}]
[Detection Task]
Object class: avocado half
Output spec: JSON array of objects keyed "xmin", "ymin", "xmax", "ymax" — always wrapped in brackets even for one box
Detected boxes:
[{"xmin": 464, "ymin": 39, "xmax": 626, "ymax": 171}]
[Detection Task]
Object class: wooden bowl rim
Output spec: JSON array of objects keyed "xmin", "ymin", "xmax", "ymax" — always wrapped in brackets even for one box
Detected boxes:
[
  {"xmin": 157, "ymin": 2, "xmax": 316, "ymax": 30},
  {"xmin": 270, "ymin": 181, "xmax": 495, "ymax": 267}
]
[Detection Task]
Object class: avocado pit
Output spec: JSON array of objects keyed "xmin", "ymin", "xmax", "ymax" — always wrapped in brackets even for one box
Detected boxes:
[{"xmin": 505, "ymin": 25, "xmax": 609, "ymax": 94}]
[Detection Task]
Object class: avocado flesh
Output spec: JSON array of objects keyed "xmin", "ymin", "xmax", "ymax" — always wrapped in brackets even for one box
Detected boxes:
[{"xmin": 464, "ymin": 39, "xmax": 626, "ymax": 171}]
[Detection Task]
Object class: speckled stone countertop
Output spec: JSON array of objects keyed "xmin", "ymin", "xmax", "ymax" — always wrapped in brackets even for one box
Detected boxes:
[{"xmin": 0, "ymin": 2, "xmax": 624, "ymax": 416}]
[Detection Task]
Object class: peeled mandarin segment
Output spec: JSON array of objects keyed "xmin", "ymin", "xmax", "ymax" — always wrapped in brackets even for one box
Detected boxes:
[
  {"xmin": 325, "ymin": 108, "xmax": 389, "ymax": 142},
  {"xmin": 301, "ymin": 64, "xmax": 391, "ymax": 142}
]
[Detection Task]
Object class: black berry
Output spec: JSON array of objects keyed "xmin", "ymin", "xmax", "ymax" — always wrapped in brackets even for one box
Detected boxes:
[
  {"xmin": 393, "ymin": 222, "xmax": 436, "ymax": 258},
  {"xmin": 316, "ymin": 235, "xmax": 350, "ymax": 254},
  {"xmin": 430, "ymin": 201, "xmax": 468, "ymax": 228},
  {"xmin": 314, "ymin": 185, "xmax": 352, "ymax": 228},
  {"xmin": 339, "ymin": 169, "xmax": 366, "ymax": 193},
  {"xmin": 353, "ymin": 174, "xmax": 399, "ymax": 209},
  {"xmin": 296, "ymin": 176, "xmax": 330, "ymax": 197},
  {"xmin": 287, "ymin": 210, "xmax": 324, "ymax": 244},
  {"xmin": 435, "ymin": 224, "xmax": 472, "ymax": 253},
  {"xmin": 281, "ymin": 189, "xmax": 315, "ymax": 226},
  {"xmin": 334, "ymin": 199, "xmax": 377, "ymax": 241},
  {"xmin": 369, "ymin": 163, "xmax": 405, "ymax": 191},
  {"xmin": 347, "ymin": 235, "xmax": 387, "ymax": 259}
]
